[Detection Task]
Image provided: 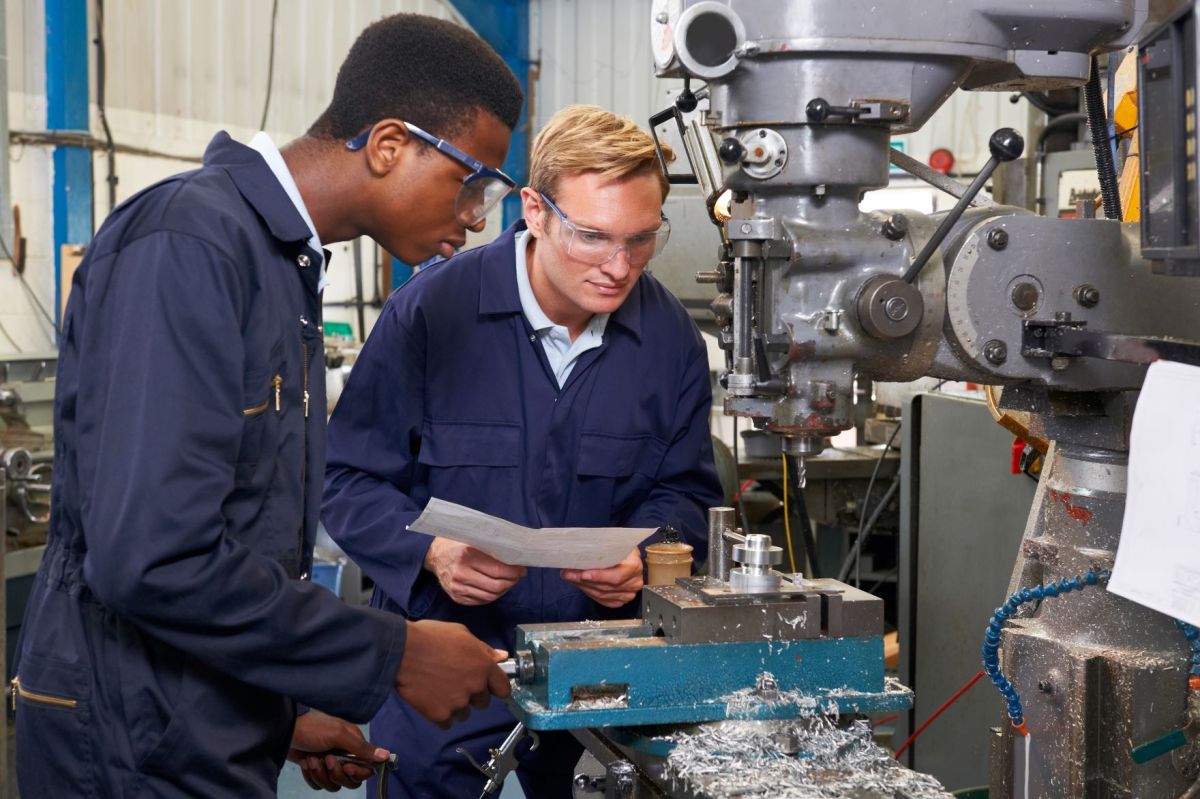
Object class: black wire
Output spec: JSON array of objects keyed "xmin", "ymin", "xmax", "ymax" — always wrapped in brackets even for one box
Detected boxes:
[
  {"xmin": 0, "ymin": 318, "xmax": 22, "ymax": 352},
  {"xmin": 840, "ymin": 476, "xmax": 901, "ymax": 586},
  {"xmin": 838, "ymin": 422, "xmax": 902, "ymax": 584},
  {"xmin": 1084, "ymin": 55, "xmax": 1122, "ymax": 220},
  {"xmin": 0, "ymin": 229, "xmax": 58, "ymax": 337},
  {"xmin": 94, "ymin": 0, "xmax": 117, "ymax": 210},
  {"xmin": 259, "ymin": 0, "xmax": 281, "ymax": 131}
]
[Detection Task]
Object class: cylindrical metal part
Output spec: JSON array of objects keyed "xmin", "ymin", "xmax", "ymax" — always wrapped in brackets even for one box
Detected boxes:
[
  {"xmin": 730, "ymin": 254, "xmax": 756, "ymax": 394},
  {"xmin": 706, "ymin": 507, "xmax": 736, "ymax": 580}
]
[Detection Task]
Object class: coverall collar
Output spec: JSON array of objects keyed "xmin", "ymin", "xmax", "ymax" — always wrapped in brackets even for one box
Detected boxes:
[
  {"xmin": 203, "ymin": 131, "xmax": 314, "ymax": 245},
  {"xmin": 478, "ymin": 220, "xmax": 643, "ymax": 342}
]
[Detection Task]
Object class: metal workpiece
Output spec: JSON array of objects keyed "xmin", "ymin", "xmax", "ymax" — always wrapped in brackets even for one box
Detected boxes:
[
  {"xmin": 728, "ymin": 533, "xmax": 784, "ymax": 593},
  {"xmin": 705, "ymin": 507, "xmax": 737, "ymax": 581}
]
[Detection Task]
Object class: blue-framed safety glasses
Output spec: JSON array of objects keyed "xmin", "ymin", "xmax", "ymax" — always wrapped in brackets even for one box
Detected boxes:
[{"xmin": 347, "ymin": 122, "xmax": 517, "ymax": 227}]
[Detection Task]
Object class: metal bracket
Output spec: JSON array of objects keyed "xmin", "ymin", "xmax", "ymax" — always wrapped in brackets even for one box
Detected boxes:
[
  {"xmin": 1022, "ymin": 319, "xmax": 1200, "ymax": 366},
  {"xmin": 725, "ymin": 218, "xmax": 776, "ymax": 240}
]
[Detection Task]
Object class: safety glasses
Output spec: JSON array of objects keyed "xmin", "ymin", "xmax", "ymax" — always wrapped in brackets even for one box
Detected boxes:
[
  {"xmin": 539, "ymin": 193, "xmax": 670, "ymax": 267},
  {"xmin": 346, "ymin": 122, "xmax": 517, "ymax": 228}
]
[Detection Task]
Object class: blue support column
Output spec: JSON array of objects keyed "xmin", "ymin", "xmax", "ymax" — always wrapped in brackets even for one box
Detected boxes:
[
  {"xmin": 46, "ymin": 0, "xmax": 93, "ymax": 328},
  {"xmin": 448, "ymin": 0, "xmax": 531, "ymax": 229}
]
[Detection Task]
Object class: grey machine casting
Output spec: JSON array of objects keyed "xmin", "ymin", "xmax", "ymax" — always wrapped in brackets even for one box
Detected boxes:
[{"xmin": 653, "ymin": 0, "xmax": 1200, "ymax": 795}]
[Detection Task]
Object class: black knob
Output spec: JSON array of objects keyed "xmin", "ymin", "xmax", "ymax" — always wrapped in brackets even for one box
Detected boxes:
[
  {"xmin": 881, "ymin": 213, "xmax": 909, "ymax": 241},
  {"xmin": 988, "ymin": 127, "xmax": 1024, "ymax": 162},
  {"xmin": 676, "ymin": 87, "xmax": 698, "ymax": 113},
  {"xmin": 806, "ymin": 98, "xmax": 831, "ymax": 122},
  {"xmin": 718, "ymin": 137, "xmax": 745, "ymax": 164}
]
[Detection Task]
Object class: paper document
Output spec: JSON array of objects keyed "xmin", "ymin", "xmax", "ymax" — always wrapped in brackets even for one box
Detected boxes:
[
  {"xmin": 407, "ymin": 498, "xmax": 657, "ymax": 569},
  {"xmin": 1109, "ymin": 360, "xmax": 1200, "ymax": 627}
]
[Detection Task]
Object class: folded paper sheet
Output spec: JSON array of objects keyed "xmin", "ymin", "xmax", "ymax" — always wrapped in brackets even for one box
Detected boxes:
[
  {"xmin": 1109, "ymin": 360, "xmax": 1200, "ymax": 628},
  {"xmin": 407, "ymin": 498, "xmax": 658, "ymax": 569}
]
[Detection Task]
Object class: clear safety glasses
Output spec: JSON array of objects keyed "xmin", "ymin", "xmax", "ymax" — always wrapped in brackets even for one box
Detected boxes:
[
  {"xmin": 346, "ymin": 122, "xmax": 517, "ymax": 228},
  {"xmin": 539, "ymin": 193, "xmax": 670, "ymax": 267}
]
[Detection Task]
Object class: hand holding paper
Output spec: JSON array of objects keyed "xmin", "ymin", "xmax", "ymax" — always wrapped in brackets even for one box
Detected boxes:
[
  {"xmin": 424, "ymin": 538, "xmax": 527, "ymax": 606},
  {"xmin": 562, "ymin": 547, "xmax": 645, "ymax": 607},
  {"xmin": 407, "ymin": 498, "xmax": 657, "ymax": 570}
]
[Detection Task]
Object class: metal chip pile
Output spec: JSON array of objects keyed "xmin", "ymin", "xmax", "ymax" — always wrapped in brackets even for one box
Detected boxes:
[{"xmin": 663, "ymin": 674, "xmax": 952, "ymax": 799}]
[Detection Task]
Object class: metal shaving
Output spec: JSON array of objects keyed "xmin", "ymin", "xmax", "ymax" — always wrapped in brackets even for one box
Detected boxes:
[{"xmin": 665, "ymin": 673, "xmax": 951, "ymax": 799}]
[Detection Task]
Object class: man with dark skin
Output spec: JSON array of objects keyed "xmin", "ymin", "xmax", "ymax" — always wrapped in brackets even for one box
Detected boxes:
[{"xmin": 13, "ymin": 14, "xmax": 521, "ymax": 797}]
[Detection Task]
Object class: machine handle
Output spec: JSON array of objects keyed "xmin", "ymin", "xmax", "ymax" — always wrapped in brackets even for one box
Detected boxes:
[{"xmin": 901, "ymin": 128, "xmax": 1023, "ymax": 285}]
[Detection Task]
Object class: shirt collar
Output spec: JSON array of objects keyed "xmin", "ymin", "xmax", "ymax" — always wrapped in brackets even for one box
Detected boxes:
[
  {"xmin": 247, "ymin": 132, "xmax": 327, "ymax": 292},
  {"xmin": 477, "ymin": 220, "xmax": 642, "ymax": 342}
]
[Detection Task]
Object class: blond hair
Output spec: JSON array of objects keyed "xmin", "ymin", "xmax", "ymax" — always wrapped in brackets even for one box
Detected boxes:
[{"xmin": 529, "ymin": 104, "xmax": 674, "ymax": 200}]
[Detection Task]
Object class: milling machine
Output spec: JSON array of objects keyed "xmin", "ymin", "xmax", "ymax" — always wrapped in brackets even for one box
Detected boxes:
[{"xmin": 644, "ymin": 1, "xmax": 1200, "ymax": 797}]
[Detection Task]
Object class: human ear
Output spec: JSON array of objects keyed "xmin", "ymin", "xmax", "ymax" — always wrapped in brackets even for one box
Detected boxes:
[
  {"xmin": 362, "ymin": 119, "xmax": 414, "ymax": 177},
  {"xmin": 520, "ymin": 187, "xmax": 545, "ymax": 238}
]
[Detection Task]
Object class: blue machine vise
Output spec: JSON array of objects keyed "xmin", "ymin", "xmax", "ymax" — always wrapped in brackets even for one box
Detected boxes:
[{"xmin": 508, "ymin": 576, "xmax": 912, "ymax": 731}]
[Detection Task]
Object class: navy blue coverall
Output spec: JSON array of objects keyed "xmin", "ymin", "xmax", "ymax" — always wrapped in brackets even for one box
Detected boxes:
[
  {"xmin": 13, "ymin": 132, "xmax": 406, "ymax": 797},
  {"xmin": 322, "ymin": 221, "xmax": 722, "ymax": 798}
]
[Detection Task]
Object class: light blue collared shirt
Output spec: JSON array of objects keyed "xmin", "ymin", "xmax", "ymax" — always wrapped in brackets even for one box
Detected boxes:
[
  {"xmin": 515, "ymin": 229, "xmax": 608, "ymax": 387},
  {"xmin": 248, "ymin": 132, "xmax": 327, "ymax": 293}
]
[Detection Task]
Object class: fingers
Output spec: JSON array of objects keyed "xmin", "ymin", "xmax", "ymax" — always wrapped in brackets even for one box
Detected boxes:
[
  {"xmin": 488, "ymin": 661, "xmax": 513, "ymax": 699},
  {"xmin": 462, "ymin": 547, "xmax": 527, "ymax": 580},
  {"xmin": 323, "ymin": 755, "xmax": 369, "ymax": 789},
  {"xmin": 301, "ymin": 755, "xmax": 340, "ymax": 791}
]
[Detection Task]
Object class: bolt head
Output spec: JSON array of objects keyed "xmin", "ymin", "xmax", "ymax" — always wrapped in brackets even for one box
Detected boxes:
[
  {"xmin": 984, "ymin": 339, "xmax": 1008, "ymax": 365},
  {"xmin": 884, "ymin": 296, "xmax": 909, "ymax": 321},
  {"xmin": 1051, "ymin": 356, "xmax": 1070, "ymax": 371},
  {"xmin": 1011, "ymin": 282, "xmax": 1039, "ymax": 312},
  {"xmin": 1075, "ymin": 284, "xmax": 1100, "ymax": 308},
  {"xmin": 987, "ymin": 227, "xmax": 1009, "ymax": 250}
]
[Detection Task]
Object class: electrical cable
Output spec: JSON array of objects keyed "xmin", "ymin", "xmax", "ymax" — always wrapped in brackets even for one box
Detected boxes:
[
  {"xmin": 1084, "ymin": 55, "xmax": 1121, "ymax": 220},
  {"xmin": 893, "ymin": 669, "xmax": 985, "ymax": 760},
  {"xmin": 0, "ymin": 228, "xmax": 58, "ymax": 340},
  {"xmin": 0, "ymin": 318, "xmax": 23, "ymax": 352},
  {"xmin": 95, "ymin": 0, "xmax": 117, "ymax": 211},
  {"xmin": 837, "ymin": 422, "xmax": 902, "ymax": 584},
  {"xmin": 781, "ymin": 454, "xmax": 798, "ymax": 574},
  {"xmin": 840, "ymin": 475, "xmax": 900, "ymax": 586},
  {"xmin": 259, "ymin": 0, "xmax": 281, "ymax": 131}
]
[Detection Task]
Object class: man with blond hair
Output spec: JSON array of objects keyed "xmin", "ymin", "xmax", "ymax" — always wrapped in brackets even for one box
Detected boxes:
[{"xmin": 323, "ymin": 105, "xmax": 722, "ymax": 797}]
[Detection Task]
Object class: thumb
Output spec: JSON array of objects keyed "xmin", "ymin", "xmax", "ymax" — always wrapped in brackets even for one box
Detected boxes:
[
  {"xmin": 492, "ymin": 648, "xmax": 509, "ymax": 662},
  {"xmin": 338, "ymin": 727, "xmax": 390, "ymax": 763}
]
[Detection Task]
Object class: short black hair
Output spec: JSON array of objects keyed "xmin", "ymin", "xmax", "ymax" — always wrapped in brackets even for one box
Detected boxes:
[{"xmin": 310, "ymin": 13, "xmax": 524, "ymax": 141}]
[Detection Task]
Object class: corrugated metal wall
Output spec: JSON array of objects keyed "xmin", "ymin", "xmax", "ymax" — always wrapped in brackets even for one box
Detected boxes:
[{"xmin": 1, "ymin": 0, "xmax": 468, "ymax": 353}]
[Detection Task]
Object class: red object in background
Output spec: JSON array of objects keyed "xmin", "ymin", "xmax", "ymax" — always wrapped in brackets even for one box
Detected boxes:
[
  {"xmin": 1011, "ymin": 437, "xmax": 1026, "ymax": 475},
  {"xmin": 929, "ymin": 148, "xmax": 955, "ymax": 175}
]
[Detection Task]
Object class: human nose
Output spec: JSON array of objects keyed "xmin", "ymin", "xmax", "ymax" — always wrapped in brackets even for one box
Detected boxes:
[
  {"xmin": 466, "ymin": 216, "xmax": 487, "ymax": 234},
  {"xmin": 600, "ymin": 245, "xmax": 633, "ymax": 281}
]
